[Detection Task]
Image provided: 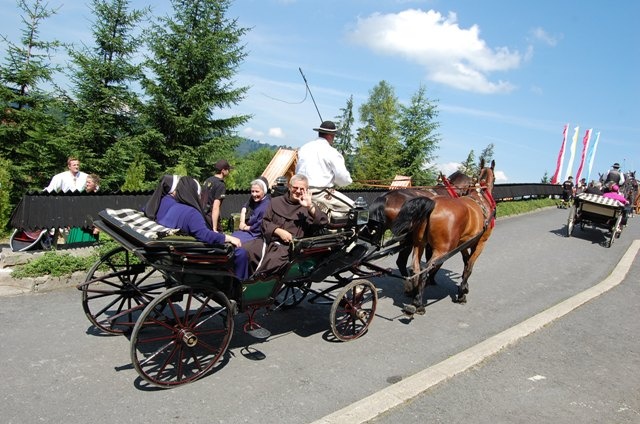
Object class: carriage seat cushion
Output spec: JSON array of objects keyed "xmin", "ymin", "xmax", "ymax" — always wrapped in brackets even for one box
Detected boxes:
[
  {"xmin": 576, "ymin": 193, "xmax": 624, "ymax": 208},
  {"xmin": 104, "ymin": 208, "xmax": 180, "ymax": 240}
]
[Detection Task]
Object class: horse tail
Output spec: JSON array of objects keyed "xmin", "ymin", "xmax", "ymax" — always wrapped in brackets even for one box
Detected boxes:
[
  {"xmin": 391, "ymin": 197, "xmax": 436, "ymax": 236},
  {"xmin": 368, "ymin": 194, "xmax": 388, "ymax": 228}
]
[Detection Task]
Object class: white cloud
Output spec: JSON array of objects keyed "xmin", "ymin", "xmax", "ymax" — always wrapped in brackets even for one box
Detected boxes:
[
  {"xmin": 436, "ymin": 161, "xmax": 462, "ymax": 176},
  {"xmin": 348, "ymin": 9, "xmax": 522, "ymax": 94},
  {"xmin": 494, "ymin": 170, "xmax": 508, "ymax": 183},
  {"xmin": 243, "ymin": 127, "xmax": 264, "ymax": 138},
  {"xmin": 268, "ymin": 127, "xmax": 285, "ymax": 138},
  {"xmin": 530, "ymin": 27, "xmax": 560, "ymax": 46}
]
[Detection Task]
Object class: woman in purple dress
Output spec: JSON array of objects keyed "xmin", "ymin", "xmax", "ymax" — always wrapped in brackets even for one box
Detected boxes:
[
  {"xmin": 157, "ymin": 176, "xmax": 248, "ymax": 281},
  {"xmin": 231, "ymin": 177, "xmax": 271, "ymax": 243}
]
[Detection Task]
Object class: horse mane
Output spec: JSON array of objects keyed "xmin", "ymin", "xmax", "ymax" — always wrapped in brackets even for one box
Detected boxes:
[
  {"xmin": 368, "ymin": 195, "xmax": 387, "ymax": 226},
  {"xmin": 447, "ymin": 170, "xmax": 466, "ymax": 181}
]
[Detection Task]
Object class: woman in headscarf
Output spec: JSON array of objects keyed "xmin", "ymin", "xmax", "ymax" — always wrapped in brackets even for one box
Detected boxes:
[
  {"xmin": 231, "ymin": 177, "xmax": 271, "ymax": 243},
  {"xmin": 144, "ymin": 175, "xmax": 180, "ymax": 220},
  {"xmin": 157, "ymin": 176, "xmax": 248, "ymax": 281}
]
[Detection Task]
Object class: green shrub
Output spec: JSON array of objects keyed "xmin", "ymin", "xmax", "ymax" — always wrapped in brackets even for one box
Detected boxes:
[
  {"xmin": 11, "ymin": 251, "xmax": 96, "ymax": 279},
  {"xmin": 0, "ymin": 156, "xmax": 13, "ymax": 237}
]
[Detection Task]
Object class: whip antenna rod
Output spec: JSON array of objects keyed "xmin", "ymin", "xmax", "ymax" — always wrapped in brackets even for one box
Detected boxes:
[{"xmin": 299, "ymin": 67, "xmax": 323, "ymax": 122}]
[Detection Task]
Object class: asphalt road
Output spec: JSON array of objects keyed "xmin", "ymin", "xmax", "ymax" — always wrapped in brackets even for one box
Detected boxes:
[{"xmin": 0, "ymin": 206, "xmax": 638, "ymax": 424}]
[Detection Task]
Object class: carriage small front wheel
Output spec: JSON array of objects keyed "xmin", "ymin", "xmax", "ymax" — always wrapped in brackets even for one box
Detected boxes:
[
  {"xmin": 130, "ymin": 284, "xmax": 234, "ymax": 387},
  {"xmin": 330, "ymin": 279, "xmax": 377, "ymax": 341}
]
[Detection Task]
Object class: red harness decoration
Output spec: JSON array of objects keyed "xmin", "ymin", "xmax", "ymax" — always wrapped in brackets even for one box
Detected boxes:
[
  {"xmin": 441, "ymin": 175, "xmax": 460, "ymax": 198},
  {"xmin": 482, "ymin": 188, "xmax": 497, "ymax": 228}
]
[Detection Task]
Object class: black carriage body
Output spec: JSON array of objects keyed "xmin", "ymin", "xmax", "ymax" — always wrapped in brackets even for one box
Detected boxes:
[
  {"xmin": 80, "ymin": 206, "xmax": 383, "ymax": 387},
  {"xmin": 566, "ymin": 193, "xmax": 626, "ymax": 247}
]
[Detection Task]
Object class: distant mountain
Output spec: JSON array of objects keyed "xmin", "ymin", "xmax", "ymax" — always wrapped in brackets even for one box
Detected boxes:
[{"xmin": 236, "ymin": 138, "xmax": 289, "ymax": 156}]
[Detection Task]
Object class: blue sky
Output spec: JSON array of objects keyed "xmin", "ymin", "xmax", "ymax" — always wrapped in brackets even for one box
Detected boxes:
[{"xmin": 1, "ymin": 0, "xmax": 638, "ymax": 183}]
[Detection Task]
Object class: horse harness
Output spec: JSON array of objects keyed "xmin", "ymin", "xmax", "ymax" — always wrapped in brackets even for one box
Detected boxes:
[{"xmin": 468, "ymin": 187, "xmax": 496, "ymax": 230}]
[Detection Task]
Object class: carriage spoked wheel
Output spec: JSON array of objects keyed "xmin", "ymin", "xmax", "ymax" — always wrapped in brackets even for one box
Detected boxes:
[
  {"xmin": 274, "ymin": 281, "xmax": 311, "ymax": 309},
  {"xmin": 80, "ymin": 246, "xmax": 167, "ymax": 335},
  {"xmin": 608, "ymin": 215, "xmax": 624, "ymax": 248},
  {"xmin": 330, "ymin": 279, "xmax": 378, "ymax": 342},
  {"xmin": 566, "ymin": 207, "xmax": 576, "ymax": 237},
  {"xmin": 130, "ymin": 284, "xmax": 234, "ymax": 387}
]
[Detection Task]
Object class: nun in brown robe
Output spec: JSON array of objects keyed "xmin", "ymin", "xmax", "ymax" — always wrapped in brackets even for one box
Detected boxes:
[{"xmin": 244, "ymin": 174, "xmax": 328, "ymax": 277}]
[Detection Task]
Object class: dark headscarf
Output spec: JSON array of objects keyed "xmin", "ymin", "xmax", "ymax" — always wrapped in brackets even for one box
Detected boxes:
[
  {"xmin": 173, "ymin": 176, "xmax": 207, "ymax": 219},
  {"xmin": 144, "ymin": 175, "xmax": 180, "ymax": 219}
]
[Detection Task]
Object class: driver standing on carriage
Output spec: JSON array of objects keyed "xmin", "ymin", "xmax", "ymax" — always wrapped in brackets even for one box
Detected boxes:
[
  {"xmin": 603, "ymin": 162, "xmax": 625, "ymax": 192},
  {"xmin": 296, "ymin": 120, "xmax": 354, "ymax": 220}
]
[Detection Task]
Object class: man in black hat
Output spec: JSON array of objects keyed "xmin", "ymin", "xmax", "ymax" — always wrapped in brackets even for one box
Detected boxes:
[
  {"xmin": 295, "ymin": 120, "xmax": 354, "ymax": 219},
  {"xmin": 603, "ymin": 162, "xmax": 625, "ymax": 192},
  {"xmin": 201, "ymin": 159, "xmax": 233, "ymax": 231}
]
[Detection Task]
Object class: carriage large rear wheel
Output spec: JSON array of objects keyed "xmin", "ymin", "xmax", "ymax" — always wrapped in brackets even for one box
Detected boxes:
[
  {"xmin": 130, "ymin": 284, "xmax": 234, "ymax": 387},
  {"xmin": 80, "ymin": 246, "xmax": 167, "ymax": 334},
  {"xmin": 330, "ymin": 279, "xmax": 377, "ymax": 341}
]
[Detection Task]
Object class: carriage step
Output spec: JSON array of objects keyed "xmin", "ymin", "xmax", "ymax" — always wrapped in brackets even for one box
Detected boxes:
[{"xmin": 247, "ymin": 327, "xmax": 271, "ymax": 339}]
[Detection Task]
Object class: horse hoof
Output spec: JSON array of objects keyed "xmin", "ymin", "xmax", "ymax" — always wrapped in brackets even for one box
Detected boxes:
[
  {"xmin": 456, "ymin": 295, "xmax": 467, "ymax": 304},
  {"xmin": 415, "ymin": 305, "xmax": 426, "ymax": 315},
  {"xmin": 402, "ymin": 304, "xmax": 417, "ymax": 315}
]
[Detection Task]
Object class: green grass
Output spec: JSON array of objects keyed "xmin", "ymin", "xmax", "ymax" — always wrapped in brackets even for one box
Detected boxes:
[{"xmin": 496, "ymin": 197, "xmax": 557, "ymax": 218}]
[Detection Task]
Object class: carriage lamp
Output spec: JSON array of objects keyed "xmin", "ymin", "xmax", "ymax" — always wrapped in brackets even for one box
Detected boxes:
[
  {"xmin": 353, "ymin": 196, "xmax": 368, "ymax": 209},
  {"xmin": 351, "ymin": 196, "xmax": 369, "ymax": 226}
]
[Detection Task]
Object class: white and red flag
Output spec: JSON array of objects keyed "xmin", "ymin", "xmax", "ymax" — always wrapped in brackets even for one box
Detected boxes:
[
  {"xmin": 564, "ymin": 126, "xmax": 580, "ymax": 181},
  {"xmin": 585, "ymin": 131, "xmax": 600, "ymax": 183},
  {"xmin": 550, "ymin": 124, "xmax": 568, "ymax": 184},
  {"xmin": 574, "ymin": 128, "xmax": 592, "ymax": 183}
]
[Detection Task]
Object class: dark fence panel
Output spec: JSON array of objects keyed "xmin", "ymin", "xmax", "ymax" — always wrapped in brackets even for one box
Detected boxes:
[{"xmin": 9, "ymin": 184, "xmax": 564, "ymax": 230}]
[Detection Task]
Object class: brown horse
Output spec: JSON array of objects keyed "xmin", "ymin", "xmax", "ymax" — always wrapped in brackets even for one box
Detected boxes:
[
  {"xmin": 368, "ymin": 171, "xmax": 474, "ymax": 277},
  {"xmin": 391, "ymin": 160, "xmax": 496, "ymax": 315}
]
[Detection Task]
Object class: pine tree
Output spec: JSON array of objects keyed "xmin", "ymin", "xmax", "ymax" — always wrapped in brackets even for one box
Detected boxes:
[
  {"xmin": 64, "ymin": 0, "xmax": 149, "ymax": 190},
  {"xmin": 459, "ymin": 150, "xmax": 477, "ymax": 177},
  {"xmin": 141, "ymin": 0, "xmax": 250, "ymax": 178},
  {"xmin": 353, "ymin": 81, "xmax": 402, "ymax": 186},
  {"xmin": 0, "ymin": 0, "xmax": 65, "ymax": 199},
  {"xmin": 334, "ymin": 95, "xmax": 355, "ymax": 171},
  {"xmin": 478, "ymin": 143, "xmax": 495, "ymax": 165},
  {"xmin": 397, "ymin": 85, "xmax": 440, "ymax": 185}
]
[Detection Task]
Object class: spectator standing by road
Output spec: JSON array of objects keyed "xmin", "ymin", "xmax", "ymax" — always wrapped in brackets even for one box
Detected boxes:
[
  {"xmin": 201, "ymin": 159, "xmax": 233, "ymax": 232},
  {"xmin": 560, "ymin": 176, "xmax": 574, "ymax": 208},
  {"xmin": 44, "ymin": 157, "xmax": 88, "ymax": 192}
]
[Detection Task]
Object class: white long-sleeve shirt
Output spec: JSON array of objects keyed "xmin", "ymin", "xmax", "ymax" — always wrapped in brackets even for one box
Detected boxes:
[
  {"xmin": 44, "ymin": 171, "xmax": 88, "ymax": 192},
  {"xmin": 296, "ymin": 137, "xmax": 352, "ymax": 188}
]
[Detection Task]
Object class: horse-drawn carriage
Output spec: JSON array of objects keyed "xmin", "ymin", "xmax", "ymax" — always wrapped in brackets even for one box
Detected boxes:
[
  {"xmin": 566, "ymin": 193, "xmax": 627, "ymax": 247},
  {"xmin": 76, "ymin": 202, "xmax": 403, "ymax": 387},
  {"xmin": 77, "ymin": 163, "xmax": 498, "ymax": 388}
]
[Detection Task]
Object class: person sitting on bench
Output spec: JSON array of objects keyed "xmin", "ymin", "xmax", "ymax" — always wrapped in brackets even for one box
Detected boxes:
[
  {"xmin": 157, "ymin": 176, "xmax": 248, "ymax": 281},
  {"xmin": 243, "ymin": 174, "xmax": 328, "ymax": 278}
]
